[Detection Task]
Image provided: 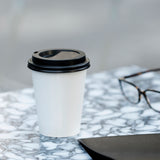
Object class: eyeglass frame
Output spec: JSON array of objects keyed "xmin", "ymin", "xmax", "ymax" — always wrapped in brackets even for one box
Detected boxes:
[{"xmin": 118, "ymin": 68, "xmax": 160, "ymax": 113}]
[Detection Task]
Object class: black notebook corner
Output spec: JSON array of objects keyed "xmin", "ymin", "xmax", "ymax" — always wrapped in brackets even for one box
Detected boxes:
[{"xmin": 78, "ymin": 133, "xmax": 160, "ymax": 160}]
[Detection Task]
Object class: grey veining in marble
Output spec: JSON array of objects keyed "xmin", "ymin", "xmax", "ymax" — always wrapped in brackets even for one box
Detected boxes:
[{"xmin": 0, "ymin": 66, "xmax": 160, "ymax": 160}]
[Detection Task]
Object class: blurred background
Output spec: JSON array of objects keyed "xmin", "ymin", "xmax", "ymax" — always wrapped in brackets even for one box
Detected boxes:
[{"xmin": 1, "ymin": 0, "xmax": 160, "ymax": 91}]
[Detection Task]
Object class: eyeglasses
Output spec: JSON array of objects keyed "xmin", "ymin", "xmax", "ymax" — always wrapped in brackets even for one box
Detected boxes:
[{"xmin": 118, "ymin": 68, "xmax": 160, "ymax": 113}]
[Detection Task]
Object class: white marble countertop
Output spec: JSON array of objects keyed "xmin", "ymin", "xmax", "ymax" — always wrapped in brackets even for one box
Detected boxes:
[{"xmin": 1, "ymin": 66, "xmax": 160, "ymax": 160}]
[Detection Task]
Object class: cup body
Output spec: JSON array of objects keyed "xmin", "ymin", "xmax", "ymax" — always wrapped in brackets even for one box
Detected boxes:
[
  {"xmin": 32, "ymin": 70, "xmax": 86, "ymax": 137},
  {"xmin": 28, "ymin": 49, "xmax": 90, "ymax": 137}
]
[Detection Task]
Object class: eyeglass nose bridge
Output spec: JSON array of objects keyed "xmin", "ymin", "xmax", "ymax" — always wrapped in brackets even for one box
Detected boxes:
[
  {"xmin": 139, "ymin": 90, "xmax": 150, "ymax": 104},
  {"xmin": 135, "ymin": 89, "xmax": 160, "ymax": 113}
]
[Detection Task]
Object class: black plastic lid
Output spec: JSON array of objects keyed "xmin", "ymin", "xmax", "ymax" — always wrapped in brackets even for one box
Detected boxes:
[{"xmin": 28, "ymin": 49, "xmax": 90, "ymax": 73}]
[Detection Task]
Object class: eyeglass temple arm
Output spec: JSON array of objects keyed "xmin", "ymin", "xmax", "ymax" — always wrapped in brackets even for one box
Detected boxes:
[{"xmin": 123, "ymin": 68, "xmax": 160, "ymax": 79}]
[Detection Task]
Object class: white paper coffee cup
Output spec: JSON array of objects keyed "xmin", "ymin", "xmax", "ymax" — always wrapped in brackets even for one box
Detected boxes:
[{"xmin": 28, "ymin": 49, "xmax": 90, "ymax": 137}]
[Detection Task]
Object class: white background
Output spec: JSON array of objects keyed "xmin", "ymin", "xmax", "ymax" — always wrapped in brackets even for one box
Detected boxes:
[{"xmin": 1, "ymin": 0, "xmax": 160, "ymax": 90}]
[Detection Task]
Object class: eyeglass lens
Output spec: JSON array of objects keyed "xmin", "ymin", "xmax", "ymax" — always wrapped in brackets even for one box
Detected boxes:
[
  {"xmin": 120, "ymin": 80, "xmax": 139, "ymax": 104},
  {"xmin": 145, "ymin": 91, "xmax": 160, "ymax": 112}
]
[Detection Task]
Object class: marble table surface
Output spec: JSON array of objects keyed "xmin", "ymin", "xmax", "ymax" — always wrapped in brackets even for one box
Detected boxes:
[{"xmin": 1, "ymin": 66, "xmax": 160, "ymax": 160}]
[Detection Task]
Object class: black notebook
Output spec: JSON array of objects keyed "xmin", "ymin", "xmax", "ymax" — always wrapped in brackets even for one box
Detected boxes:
[{"xmin": 78, "ymin": 134, "xmax": 160, "ymax": 160}]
